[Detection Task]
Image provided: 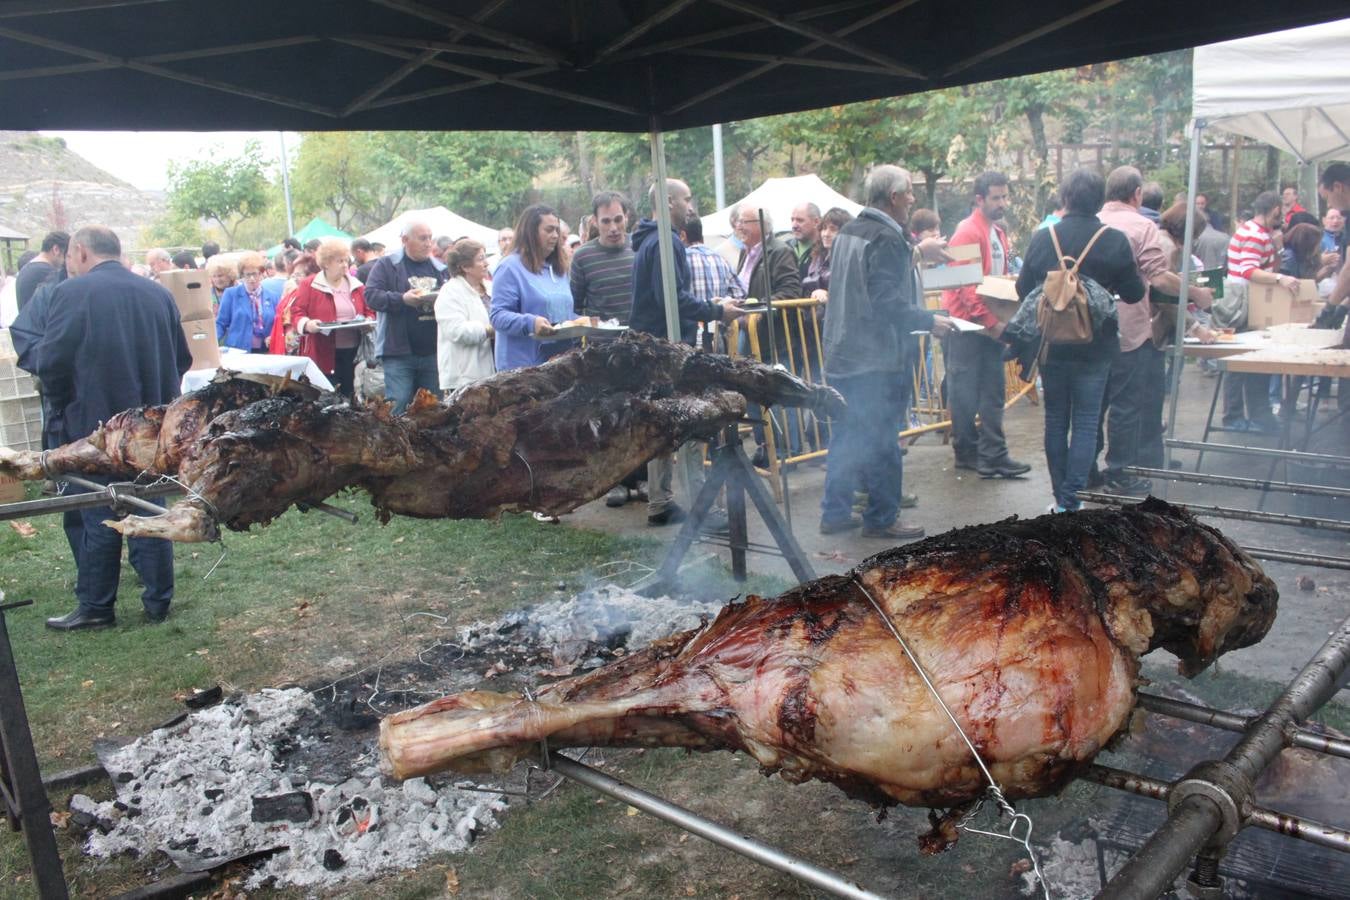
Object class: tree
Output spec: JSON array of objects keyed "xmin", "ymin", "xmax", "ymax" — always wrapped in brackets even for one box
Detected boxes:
[
  {"xmin": 166, "ymin": 141, "xmax": 270, "ymax": 248},
  {"xmin": 371, "ymin": 131, "xmax": 564, "ymax": 227},
  {"xmin": 290, "ymin": 133, "xmax": 386, "ymax": 234}
]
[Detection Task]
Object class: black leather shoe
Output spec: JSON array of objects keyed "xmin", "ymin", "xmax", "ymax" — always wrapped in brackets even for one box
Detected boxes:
[
  {"xmin": 45, "ymin": 609, "xmax": 116, "ymax": 631},
  {"xmin": 977, "ymin": 458, "xmax": 1032, "ymax": 479},
  {"xmin": 144, "ymin": 608, "xmax": 169, "ymax": 624},
  {"xmin": 647, "ymin": 505, "xmax": 687, "ymax": 526},
  {"xmin": 819, "ymin": 515, "xmax": 862, "ymax": 535}
]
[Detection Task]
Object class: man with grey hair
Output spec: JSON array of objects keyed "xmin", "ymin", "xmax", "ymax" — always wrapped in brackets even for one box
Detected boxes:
[
  {"xmin": 145, "ymin": 247, "xmax": 174, "ymax": 277},
  {"xmin": 788, "ymin": 202, "xmax": 822, "ymax": 279},
  {"xmin": 819, "ymin": 165, "xmax": 953, "ymax": 541},
  {"xmin": 33, "ymin": 225, "xmax": 191, "ymax": 630},
  {"xmin": 364, "ymin": 219, "xmax": 446, "ymax": 414}
]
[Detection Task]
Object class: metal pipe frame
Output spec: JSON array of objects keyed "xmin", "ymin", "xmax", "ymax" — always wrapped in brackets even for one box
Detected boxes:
[
  {"xmin": 0, "ymin": 481, "xmax": 180, "ymax": 521},
  {"xmin": 546, "ymin": 753, "xmax": 888, "ymax": 900},
  {"xmin": 1239, "ymin": 546, "xmax": 1350, "ymax": 572},
  {"xmin": 1076, "ymin": 491, "xmax": 1350, "ymax": 534},
  {"xmin": 1136, "ymin": 692, "xmax": 1350, "ymax": 760},
  {"xmin": 1165, "ymin": 438, "xmax": 1350, "ymax": 468},
  {"xmin": 1121, "ymin": 466, "xmax": 1350, "ymax": 501},
  {"xmin": 1098, "ymin": 612, "xmax": 1350, "ymax": 897},
  {"xmin": 1082, "ymin": 765, "xmax": 1350, "ymax": 853}
]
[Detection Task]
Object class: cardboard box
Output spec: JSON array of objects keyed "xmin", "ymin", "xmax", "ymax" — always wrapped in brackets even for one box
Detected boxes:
[
  {"xmin": 921, "ymin": 244, "xmax": 983, "ymax": 290},
  {"xmin": 976, "ymin": 274, "xmax": 1021, "ymax": 323},
  {"xmin": 160, "ymin": 269, "xmax": 215, "ymax": 321},
  {"xmin": 1248, "ymin": 279, "xmax": 1318, "ymax": 328},
  {"xmin": 180, "ymin": 318, "xmax": 221, "ymax": 370}
]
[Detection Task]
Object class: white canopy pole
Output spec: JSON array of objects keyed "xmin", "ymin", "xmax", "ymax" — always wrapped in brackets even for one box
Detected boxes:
[{"xmin": 1163, "ymin": 118, "xmax": 1205, "ymax": 471}]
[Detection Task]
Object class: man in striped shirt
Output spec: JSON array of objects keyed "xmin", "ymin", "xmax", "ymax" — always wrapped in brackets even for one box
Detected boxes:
[
  {"xmin": 570, "ymin": 191, "xmax": 636, "ymax": 326},
  {"xmin": 1224, "ymin": 191, "xmax": 1296, "ymax": 430},
  {"xmin": 571, "ymin": 190, "xmax": 641, "ymax": 508}
]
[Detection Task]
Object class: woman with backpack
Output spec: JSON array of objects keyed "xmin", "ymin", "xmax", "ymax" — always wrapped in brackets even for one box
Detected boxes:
[{"xmin": 1013, "ymin": 168, "xmax": 1146, "ymax": 513}]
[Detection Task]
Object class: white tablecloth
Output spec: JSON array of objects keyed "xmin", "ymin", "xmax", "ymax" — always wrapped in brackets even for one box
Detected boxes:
[{"xmin": 181, "ymin": 351, "xmax": 334, "ymax": 393}]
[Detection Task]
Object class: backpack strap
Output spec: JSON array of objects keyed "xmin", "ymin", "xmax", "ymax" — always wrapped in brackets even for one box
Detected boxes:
[
  {"xmin": 1073, "ymin": 227, "xmax": 1110, "ymax": 274},
  {"xmin": 1049, "ymin": 225, "xmax": 1069, "ymax": 273}
]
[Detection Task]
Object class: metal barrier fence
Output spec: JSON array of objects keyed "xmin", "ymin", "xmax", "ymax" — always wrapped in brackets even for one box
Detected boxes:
[{"xmin": 725, "ymin": 296, "xmax": 1036, "ymax": 496}]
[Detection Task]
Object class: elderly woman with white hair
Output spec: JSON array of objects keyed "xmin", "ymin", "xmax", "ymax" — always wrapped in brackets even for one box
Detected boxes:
[
  {"xmin": 435, "ymin": 238, "xmax": 495, "ymax": 393},
  {"xmin": 290, "ymin": 237, "xmax": 372, "ymax": 399}
]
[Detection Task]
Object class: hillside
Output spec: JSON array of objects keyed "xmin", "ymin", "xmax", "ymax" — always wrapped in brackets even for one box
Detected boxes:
[{"xmin": 0, "ymin": 132, "xmax": 164, "ymax": 254}]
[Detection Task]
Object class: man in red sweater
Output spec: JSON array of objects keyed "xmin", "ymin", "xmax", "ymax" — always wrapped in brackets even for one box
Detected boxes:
[{"xmin": 941, "ymin": 171, "xmax": 1031, "ymax": 478}]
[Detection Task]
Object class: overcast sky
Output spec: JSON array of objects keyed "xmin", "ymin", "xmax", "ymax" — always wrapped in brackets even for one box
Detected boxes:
[{"xmin": 40, "ymin": 130, "xmax": 302, "ymax": 192}]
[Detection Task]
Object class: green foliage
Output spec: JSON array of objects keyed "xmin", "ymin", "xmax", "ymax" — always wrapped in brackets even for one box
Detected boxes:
[
  {"xmin": 140, "ymin": 208, "xmax": 209, "ymax": 251},
  {"xmin": 165, "ymin": 140, "xmax": 270, "ymax": 248},
  {"xmin": 370, "ymin": 131, "xmax": 565, "ymax": 228},
  {"xmin": 292, "ymin": 131, "xmax": 408, "ymax": 232}
]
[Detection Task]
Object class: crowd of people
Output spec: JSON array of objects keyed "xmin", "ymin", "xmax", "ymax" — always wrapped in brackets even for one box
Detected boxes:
[{"xmin": 4, "ymin": 159, "xmax": 1348, "ymax": 631}]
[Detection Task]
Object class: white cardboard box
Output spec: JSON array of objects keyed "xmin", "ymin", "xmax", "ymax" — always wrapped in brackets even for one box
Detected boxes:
[{"xmin": 920, "ymin": 244, "xmax": 983, "ymax": 290}]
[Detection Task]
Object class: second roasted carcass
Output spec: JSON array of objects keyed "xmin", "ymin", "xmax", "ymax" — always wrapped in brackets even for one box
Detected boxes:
[
  {"xmin": 379, "ymin": 500, "xmax": 1277, "ymax": 834},
  {"xmin": 0, "ymin": 334, "xmax": 842, "ymax": 542}
]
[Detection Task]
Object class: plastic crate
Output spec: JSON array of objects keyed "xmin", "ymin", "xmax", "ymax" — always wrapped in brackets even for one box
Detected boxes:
[{"xmin": 0, "ymin": 392, "xmax": 42, "ymax": 452}]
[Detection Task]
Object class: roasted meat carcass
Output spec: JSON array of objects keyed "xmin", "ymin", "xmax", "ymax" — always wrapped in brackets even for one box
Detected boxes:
[
  {"xmin": 0, "ymin": 334, "xmax": 842, "ymax": 543},
  {"xmin": 379, "ymin": 500, "xmax": 1277, "ymax": 821}
]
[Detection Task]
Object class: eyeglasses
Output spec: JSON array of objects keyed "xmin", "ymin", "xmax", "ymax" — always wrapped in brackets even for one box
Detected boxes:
[
  {"xmin": 737, "ymin": 218, "xmax": 761, "ymax": 225},
  {"xmin": 241, "ymin": 270, "xmax": 263, "ymax": 278}
]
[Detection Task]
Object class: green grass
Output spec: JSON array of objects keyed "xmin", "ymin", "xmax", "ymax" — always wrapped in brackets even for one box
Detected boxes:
[{"xmin": 0, "ymin": 485, "xmax": 786, "ymax": 898}]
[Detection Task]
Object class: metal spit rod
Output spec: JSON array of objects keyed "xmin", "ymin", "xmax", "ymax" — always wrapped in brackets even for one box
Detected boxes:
[
  {"xmin": 545, "ymin": 753, "xmax": 889, "ymax": 900},
  {"xmin": 1098, "ymin": 612, "xmax": 1350, "ymax": 899},
  {"xmin": 1165, "ymin": 439, "xmax": 1350, "ymax": 467},
  {"xmin": 57, "ymin": 475, "xmax": 172, "ymax": 517},
  {"xmin": 1076, "ymin": 491, "xmax": 1350, "ymax": 534},
  {"xmin": 0, "ymin": 481, "xmax": 181, "ymax": 521},
  {"xmin": 1240, "ymin": 546, "xmax": 1350, "ymax": 572},
  {"xmin": 1137, "ymin": 691, "xmax": 1350, "ymax": 760},
  {"xmin": 1082, "ymin": 765, "xmax": 1350, "ymax": 853},
  {"xmin": 1120, "ymin": 466, "xmax": 1350, "ymax": 500}
]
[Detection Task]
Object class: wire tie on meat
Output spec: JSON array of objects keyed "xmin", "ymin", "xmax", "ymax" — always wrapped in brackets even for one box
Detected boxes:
[
  {"xmin": 851, "ymin": 576, "xmax": 1051, "ymax": 900},
  {"xmin": 522, "ymin": 686, "xmax": 551, "ymax": 771},
  {"xmin": 512, "ymin": 450, "xmax": 538, "ymax": 509},
  {"xmin": 203, "ymin": 542, "xmax": 228, "ymax": 580}
]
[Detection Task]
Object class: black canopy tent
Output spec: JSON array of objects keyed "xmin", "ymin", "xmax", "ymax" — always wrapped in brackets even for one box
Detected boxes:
[
  {"xmin": 5, "ymin": 5, "xmax": 1350, "ymax": 898},
  {"xmin": 1, "ymin": 0, "xmax": 1347, "ymax": 133}
]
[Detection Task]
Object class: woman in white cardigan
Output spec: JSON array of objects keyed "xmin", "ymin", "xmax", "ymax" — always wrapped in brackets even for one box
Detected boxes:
[{"xmin": 434, "ymin": 239, "xmax": 496, "ymax": 394}]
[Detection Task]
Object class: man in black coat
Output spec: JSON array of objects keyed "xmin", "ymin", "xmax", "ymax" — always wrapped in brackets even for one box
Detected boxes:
[{"xmin": 32, "ymin": 225, "xmax": 192, "ymax": 631}]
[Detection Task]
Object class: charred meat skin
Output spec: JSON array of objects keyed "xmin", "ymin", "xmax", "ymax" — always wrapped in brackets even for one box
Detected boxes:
[
  {"xmin": 0, "ymin": 335, "xmax": 843, "ymax": 543},
  {"xmin": 379, "ymin": 501, "xmax": 1277, "ymax": 818}
]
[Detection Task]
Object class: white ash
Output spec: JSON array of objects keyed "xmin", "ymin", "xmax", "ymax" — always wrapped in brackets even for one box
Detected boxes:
[
  {"xmin": 73, "ymin": 688, "xmax": 505, "ymax": 890},
  {"xmin": 460, "ymin": 583, "xmax": 728, "ymax": 665}
]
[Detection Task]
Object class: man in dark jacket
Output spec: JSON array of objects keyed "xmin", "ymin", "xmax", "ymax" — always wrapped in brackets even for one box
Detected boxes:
[
  {"xmin": 364, "ymin": 220, "xmax": 446, "ymax": 414},
  {"xmin": 820, "ymin": 165, "xmax": 953, "ymax": 541},
  {"xmin": 15, "ymin": 230, "xmax": 68, "ymax": 311},
  {"xmin": 629, "ymin": 178, "xmax": 744, "ymax": 527},
  {"xmin": 734, "ymin": 205, "xmax": 805, "ymax": 460},
  {"xmin": 32, "ymin": 225, "xmax": 192, "ymax": 631}
]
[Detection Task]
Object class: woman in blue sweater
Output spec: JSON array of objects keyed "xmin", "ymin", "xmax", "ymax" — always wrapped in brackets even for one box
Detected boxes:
[
  {"xmin": 215, "ymin": 251, "xmax": 281, "ymax": 352},
  {"xmin": 490, "ymin": 204, "xmax": 576, "ymax": 370}
]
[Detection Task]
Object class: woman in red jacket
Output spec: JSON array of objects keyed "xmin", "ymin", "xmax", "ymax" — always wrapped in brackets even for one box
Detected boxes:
[{"xmin": 290, "ymin": 238, "xmax": 372, "ymax": 399}]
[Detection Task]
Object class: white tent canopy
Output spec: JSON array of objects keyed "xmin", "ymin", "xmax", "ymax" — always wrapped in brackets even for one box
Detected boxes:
[
  {"xmin": 699, "ymin": 174, "xmax": 863, "ymax": 242},
  {"xmin": 361, "ymin": 206, "xmax": 500, "ymax": 254},
  {"xmin": 1192, "ymin": 17, "xmax": 1350, "ymax": 162}
]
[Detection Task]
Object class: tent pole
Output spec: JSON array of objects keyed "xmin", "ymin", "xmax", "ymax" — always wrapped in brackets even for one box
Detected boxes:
[
  {"xmin": 278, "ymin": 131, "xmax": 295, "ymax": 238},
  {"xmin": 649, "ymin": 116, "xmax": 701, "ymax": 507},
  {"xmin": 1164, "ymin": 118, "xmax": 1204, "ymax": 474},
  {"xmin": 712, "ymin": 123, "xmax": 726, "ymax": 211}
]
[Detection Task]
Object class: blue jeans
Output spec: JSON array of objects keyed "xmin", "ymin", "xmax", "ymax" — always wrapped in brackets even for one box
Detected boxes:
[
  {"xmin": 70, "ymin": 482, "xmax": 173, "ymax": 616},
  {"xmin": 1041, "ymin": 357, "xmax": 1111, "ymax": 510},
  {"xmin": 381, "ymin": 354, "xmax": 440, "ymax": 415},
  {"xmin": 821, "ymin": 372, "xmax": 910, "ymax": 530}
]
